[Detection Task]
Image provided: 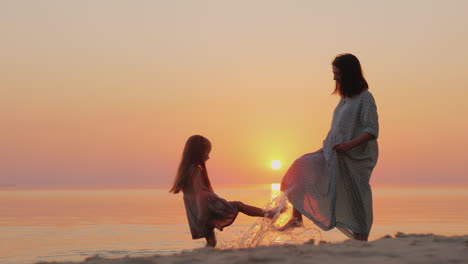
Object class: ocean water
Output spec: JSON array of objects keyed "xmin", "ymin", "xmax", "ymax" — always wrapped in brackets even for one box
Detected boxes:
[{"xmin": 1, "ymin": 184, "xmax": 468, "ymax": 264}]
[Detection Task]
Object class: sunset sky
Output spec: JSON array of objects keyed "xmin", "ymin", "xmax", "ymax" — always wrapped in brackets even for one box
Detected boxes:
[{"xmin": 1, "ymin": 1, "xmax": 467, "ymax": 187}]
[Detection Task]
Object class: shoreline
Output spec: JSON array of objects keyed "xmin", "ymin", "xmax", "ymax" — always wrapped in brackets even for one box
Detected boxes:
[
  {"xmin": 2, "ymin": 184, "xmax": 468, "ymax": 193},
  {"xmin": 35, "ymin": 233, "xmax": 468, "ymax": 264}
]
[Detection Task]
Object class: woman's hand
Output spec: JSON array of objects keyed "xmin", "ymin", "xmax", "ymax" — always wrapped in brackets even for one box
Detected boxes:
[
  {"xmin": 333, "ymin": 141, "xmax": 354, "ymax": 153},
  {"xmin": 333, "ymin": 133, "xmax": 374, "ymax": 153}
]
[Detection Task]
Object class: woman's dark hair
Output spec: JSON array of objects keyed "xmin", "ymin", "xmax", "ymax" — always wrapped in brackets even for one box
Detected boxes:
[
  {"xmin": 170, "ymin": 135, "xmax": 213, "ymax": 194},
  {"xmin": 332, "ymin": 53, "xmax": 369, "ymax": 98}
]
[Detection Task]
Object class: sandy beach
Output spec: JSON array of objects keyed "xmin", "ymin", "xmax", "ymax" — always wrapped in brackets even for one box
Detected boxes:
[{"xmin": 35, "ymin": 233, "xmax": 468, "ymax": 264}]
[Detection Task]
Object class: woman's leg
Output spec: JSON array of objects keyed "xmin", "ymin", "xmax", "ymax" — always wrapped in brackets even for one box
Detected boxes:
[
  {"xmin": 205, "ymin": 229, "xmax": 216, "ymax": 247},
  {"xmin": 353, "ymin": 233, "xmax": 369, "ymax": 241},
  {"xmin": 277, "ymin": 206, "xmax": 303, "ymax": 231},
  {"xmin": 292, "ymin": 207, "xmax": 303, "ymax": 222}
]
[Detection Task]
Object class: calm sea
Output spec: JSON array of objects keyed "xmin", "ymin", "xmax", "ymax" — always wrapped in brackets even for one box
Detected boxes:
[{"xmin": 1, "ymin": 184, "xmax": 467, "ymax": 264}]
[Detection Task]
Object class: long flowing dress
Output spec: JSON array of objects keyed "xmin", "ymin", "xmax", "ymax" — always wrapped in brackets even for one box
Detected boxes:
[
  {"xmin": 281, "ymin": 90, "xmax": 379, "ymax": 237},
  {"xmin": 183, "ymin": 165, "xmax": 239, "ymax": 239}
]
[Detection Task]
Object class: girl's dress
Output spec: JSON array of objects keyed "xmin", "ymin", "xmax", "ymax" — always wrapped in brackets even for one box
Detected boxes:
[
  {"xmin": 183, "ymin": 165, "xmax": 239, "ymax": 239},
  {"xmin": 281, "ymin": 90, "xmax": 379, "ymax": 237}
]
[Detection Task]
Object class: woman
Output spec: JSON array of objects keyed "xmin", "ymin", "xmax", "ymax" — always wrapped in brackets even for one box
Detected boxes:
[{"xmin": 280, "ymin": 53, "xmax": 379, "ymax": 241}]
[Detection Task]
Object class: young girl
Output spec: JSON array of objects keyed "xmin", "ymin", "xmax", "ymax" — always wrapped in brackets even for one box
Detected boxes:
[{"xmin": 170, "ymin": 135, "xmax": 275, "ymax": 247}]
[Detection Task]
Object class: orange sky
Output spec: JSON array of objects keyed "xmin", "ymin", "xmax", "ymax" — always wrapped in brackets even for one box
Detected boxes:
[{"xmin": 1, "ymin": 1, "xmax": 468, "ymax": 187}]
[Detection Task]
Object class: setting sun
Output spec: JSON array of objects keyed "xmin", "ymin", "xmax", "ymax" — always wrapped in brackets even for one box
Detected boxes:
[{"xmin": 270, "ymin": 160, "xmax": 282, "ymax": 170}]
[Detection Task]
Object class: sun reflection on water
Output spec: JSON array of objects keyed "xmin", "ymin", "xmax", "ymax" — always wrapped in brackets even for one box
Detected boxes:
[{"xmin": 271, "ymin": 183, "xmax": 281, "ymax": 198}]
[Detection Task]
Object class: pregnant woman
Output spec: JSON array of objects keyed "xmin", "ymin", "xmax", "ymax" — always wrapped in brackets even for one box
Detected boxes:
[{"xmin": 280, "ymin": 53, "xmax": 379, "ymax": 241}]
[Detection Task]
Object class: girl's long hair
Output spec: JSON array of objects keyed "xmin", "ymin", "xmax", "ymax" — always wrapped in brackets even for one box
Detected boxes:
[
  {"xmin": 169, "ymin": 135, "xmax": 213, "ymax": 194},
  {"xmin": 332, "ymin": 53, "xmax": 369, "ymax": 98}
]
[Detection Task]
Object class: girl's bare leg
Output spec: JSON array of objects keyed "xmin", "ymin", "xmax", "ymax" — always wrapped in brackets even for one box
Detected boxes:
[
  {"xmin": 233, "ymin": 201, "xmax": 265, "ymax": 217},
  {"xmin": 205, "ymin": 229, "xmax": 216, "ymax": 247},
  {"xmin": 232, "ymin": 201, "xmax": 283, "ymax": 218}
]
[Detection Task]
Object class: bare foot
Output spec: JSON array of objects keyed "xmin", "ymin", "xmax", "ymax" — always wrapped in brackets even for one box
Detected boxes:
[
  {"xmin": 276, "ymin": 218, "xmax": 303, "ymax": 231},
  {"xmin": 205, "ymin": 240, "xmax": 216, "ymax": 247}
]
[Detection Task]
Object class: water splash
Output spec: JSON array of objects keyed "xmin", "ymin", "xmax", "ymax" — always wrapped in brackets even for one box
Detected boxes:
[{"xmin": 218, "ymin": 191, "xmax": 322, "ymax": 249}]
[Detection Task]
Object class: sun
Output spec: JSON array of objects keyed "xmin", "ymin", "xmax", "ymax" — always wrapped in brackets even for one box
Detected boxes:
[{"xmin": 270, "ymin": 160, "xmax": 282, "ymax": 170}]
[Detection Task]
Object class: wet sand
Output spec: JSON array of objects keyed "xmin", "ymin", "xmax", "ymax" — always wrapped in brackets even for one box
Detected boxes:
[{"xmin": 35, "ymin": 233, "xmax": 468, "ymax": 264}]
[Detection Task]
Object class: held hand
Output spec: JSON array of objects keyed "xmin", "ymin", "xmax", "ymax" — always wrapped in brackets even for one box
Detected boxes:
[{"xmin": 333, "ymin": 141, "xmax": 354, "ymax": 153}]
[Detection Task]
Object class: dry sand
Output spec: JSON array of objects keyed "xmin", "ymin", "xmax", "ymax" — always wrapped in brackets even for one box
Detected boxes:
[{"xmin": 36, "ymin": 233, "xmax": 468, "ymax": 264}]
